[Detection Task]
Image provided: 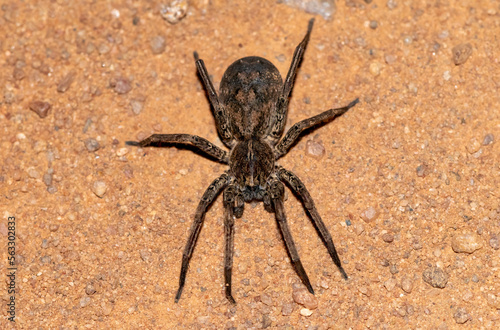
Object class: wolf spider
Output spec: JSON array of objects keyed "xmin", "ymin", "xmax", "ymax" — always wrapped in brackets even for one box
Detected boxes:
[{"xmin": 127, "ymin": 19, "xmax": 359, "ymax": 303}]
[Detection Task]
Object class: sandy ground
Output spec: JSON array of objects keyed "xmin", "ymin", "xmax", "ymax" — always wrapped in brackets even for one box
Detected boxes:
[{"xmin": 1, "ymin": 0, "xmax": 500, "ymax": 328}]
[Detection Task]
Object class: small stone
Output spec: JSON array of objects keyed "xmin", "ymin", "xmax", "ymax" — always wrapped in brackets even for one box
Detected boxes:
[
  {"xmin": 101, "ymin": 302, "xmax": 113, "ymax": 316},
  {"xmin": 490, "ymin": 236, "xmax": 499, "ymax": 250},
  {"xmin": 382, "ymin": 233, "xmax": 394, "ymax": 243},
  {"xmin": 57, "ymin": 70, "xmax": 76, "ymax": 93},
  {"xmin": 98, "ymin": 43, "xmax": 111, "ymax": 54},
  {"xmin": 487, "ymin": 293, "xmax": 500, "ymax": 309},
  {"xmin": 150, "ymin": 35, "xmax": 167, "ymax": 54},
  {"xmin": 369, "ymin": 62, "xmax": 381, "ymax": 76},
  {"xmin": 482, "ymin": 133, "xmax": 494, "ymax": 146},
  {"xmin": 43, "ymin": 172, "xmax": 53, "ymax": 186},
  {"xmin": 85, "ymin": 283, "xmax": 96, "ymax": 295},
  {"xmin": 84, "ymin": 138, "xmax": 100, "ymax": 152},
  {"xmin": 443, "ymin": 70, "xmax": 451, "ymax": 81},
  {"xmin": 306, "ymin": 139, "xmax": 325, "ymax": 158},
  {"xmin": 452, "ymin": 43, "xmax": 472, "ymax": 65},
  {"xmin": 453, "ymin": 307, "xmax": 470, "ymax": 324},
  {"xmin": 360, "ymin": 207, "xmax": 379, "ymax": 222},
  {"xmin": 276, "ymin": 54, "xmax": 286, "ymax": 63},
  {"xmin": 384, "ymin": 54, "xmax": 396, "ymax": 64},
  {"xmin": 416, "ymin": 164, "xmax": 427, "ymax": 177},
  {"xmin": 0, "ymin": 223, "xmax": 8, "ymax": 236},
  {"xmin": 28, "ymin": 168, "xmax": 40, "ymax": 179},
  {"xmin": 292, "ymin": 286, "xmax": 318, "ymax": 310},
  {"xmin": 80, "ymin": 296, "xmax": 91, "ymax": 308},
  {"xmin": 13, "ymin": 68, "xmax": 25, "ymax": 80},
  {"xmin": 384, "ymin": 278, "xmax": 397, "ymax": 291},
  {"xmin": 400, "ymin": 277, "xmax": 413, "ymax": 293},
  {"xmin": 160, "ymin": 0, "xmax": 188, "ymax": 24},
  {"xmin": 369, "ymin": 20, "xmax": 378, "ymax": 29},
  {"xmin": 29, "ymin": 101, "xmax": 51, "ymax": 118},
  {"xmin": 139, "ymin": 250, "xmax": 151, "ymax": 262},
  {"xmin": 130, "ymin": 99, "xmax": 144, "ymax": 115},
  {"xmin": 281, "ymin": 302, "xmax": 293, "ymax": 316},
  {"xmin": 386, "ymin": 0, "xmax": 397, "ymax": 9},
  {"xmin": 466, "ymin": 138, "xmax": 481, "ymax": 154},
  {"xmin": 260, "ymin": 293, "xmax": 272, "ymax": 306},
  {"xmin": 422, "ymin": 266, "xmax": 449, "ymax": 288},
  {"xmin": 49, "ymin": 224, "xmax": 59, "ymax": 232},
  {"xmin": 111, "ymin": 77, "xmax": 132, "ymax": 94},
  {"xmin": 116, "ymin": 148, "xmax": 129, "ymax": 156},
  {"xmin": 451, "ymin": 232, "xmax": 483, "ymax": 253},
  {"xmin": 92, "ymin": 181, "xmax": 107, "ymax": 198},
  {"xmin": 300, "ymin": 308, "xmax": 313, "ymax": 317},
  {"xmin": 238, "ymin": 262, "xmax": 248, "ymax": 274}
]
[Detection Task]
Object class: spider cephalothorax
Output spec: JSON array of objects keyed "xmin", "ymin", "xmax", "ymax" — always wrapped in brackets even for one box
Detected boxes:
[{"xmin": 127, "ymin": 19, "xmax": 359, "ymax": 303}]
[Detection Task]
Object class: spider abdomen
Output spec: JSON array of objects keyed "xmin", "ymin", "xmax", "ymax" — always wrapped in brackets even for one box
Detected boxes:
[{"xmin": 220, "ymin": 56, "xmax": 283, "ymax": 139}]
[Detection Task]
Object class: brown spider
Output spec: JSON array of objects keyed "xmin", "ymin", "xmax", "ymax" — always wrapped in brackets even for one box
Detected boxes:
[{"xmin": 127, "ymin": 19, "xmax": 359, "ymax": 303}]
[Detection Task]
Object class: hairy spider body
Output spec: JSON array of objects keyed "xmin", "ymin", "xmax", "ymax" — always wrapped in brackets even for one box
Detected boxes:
[{"xmin": 127, "ymin": 19, "xmax": 359, "ymax": 304}]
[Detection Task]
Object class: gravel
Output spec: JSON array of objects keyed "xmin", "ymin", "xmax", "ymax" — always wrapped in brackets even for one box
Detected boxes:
[
  {"xmin": 451, "ymin": 232, "xmax": 483, "ymax": 253},
  {"xmin": 57, "ymin": 70, "xmax": 76, "ymax": 93},
  {"xmin": 84, "ymin": 138, "xmax": 100, "ymax": 152},
  {"xmin": 292, "ymin": 285, "xmax": 318, "ymax": 310},
  {"xmin": 422, "ymin": 266, "xmax": 449, "ymax": 288},
  {"xmin": 453, "ymin": 307, "xmax": 470, "ymax": 324},
  {"xmin": 29, "ymin": 100, "xmax": 51, "ymax": 118},
  {"xmin": 452, "ymin": 43, "xmax": 473, "ymax": 65},
  {"xmin": 92, "ymin": 181, "xmax": 107, "ymax": 198},
  {"xmin": 150, "ymin": 35, "xmax": 167, "ymax": 54}
]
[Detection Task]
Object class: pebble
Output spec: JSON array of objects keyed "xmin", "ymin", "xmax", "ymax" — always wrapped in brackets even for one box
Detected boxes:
[
  {"xmin": 382, "ymin": 233, "xmax": 394, "ymax": 243},
  {"xmin": 400, "ymin": 277, "xmax": 413, "ymax": 293},
  {"xmin": 489, "ymin": 235, "xmax": 499, "ymax": 250},
  {"xmin": 451, "ymin": 232, "xmax": 482, "ymax": 253},
  {"xmin": 80, "ymin": 296, "xmax": 91, "ymax": 308},
  {"xmin": 28, "ymin": 168, "xmax": 40, "ymax": 179},
  {"xmin": 384, "ymin": 54, "xmax": 396, "ymax": 64},
  {"xmin": 281, "ymin": 302, "xmax": 293, "ymax": 316},
  {"xmin": 116, "ymin": 148, "xmax": 128, "ymax": 156},
  {"xmin": 482, "ymin": 133, "xmax": 494, "ymax": 146},
  {"xmin": 443, "ymin": 70, "xmax": 451, "ymax": 81},
  {"xmin": 150, "ymin": 35, "xmax": 167, "ymax": 54},
  {"xmin": 85, "ymin": 283, "xmax": 96, "ymax": 295},
  {"xmin": 300, "ymin": 308, "xmax": 313, "ymax": 317},
  {"xmin": 29, "ymin": 100, "xmax": 51, "ymax": 118},
  {"xmin": 369, "ymin": 20, "xmax": 378, "ymax": 29},
  {"xmin": 276, "ymin": 54, "xmax": 286, "ymax": 63},
  {"xmin": 111, "ymin": 77, "xmax": 132, "ymax": 94},
  {"xmin": 369, "ymin": 62, "xmax": 381, "ymax": 76},
  {"xmin": 160, "ymin": 0, "xmax": 188, "ymax": 24},
  {"xmin": 422, "ymin": 266, "xmax": 449, "ymax": 288},
  {"xmin": 452, "ymin": 43, "xmax": 473, "ymax": 65},
  {"xmin": 486, "ymin": 293, "xmax": 500, "ymax": 309},
  {"xmin": 416, "ymin": 164, "xmax": 427, "ymax": 177},
  {"xmin": 43, "ymin": 172, "xmax": 53, "ymax": 186},
  {"xmin": 130, "ymin": 99, "xmax": 144, "ymax": 115},
  {"xmin": 13, "ymin": 68, "xmax": 25, "ymax": 80},
  {"xmin": 386, "ymin": 0, "xmax": 397, "ymax": 10},
  {"xmin": 260, "ymin": 293, "xmax": 272, "ymax": 306},
  {"xmin": 384, "ymin": 278, "xmax": 397, "ymax": 291},
  {"xmin": 360, "ymin": 206, "xmax": 379, "ymax": 222},
  {"xmin": 84, "ymin": 138, "xmax": 100, "ymax": 152},
  {"xmin": 292, "ymin": 285, "xmax": 318, "ymax": 310},
  {"xmin": 453, "ymin": 307, "xmax": 470, "ymax": 324},
  {"xmin": 306, "ymin": 139, "xmax": 325, "ymax": 158},
  {"xmin": 98, "ymin": 42, "xmax": 111, "ymax": 54},
  {"xmin": 92, "ymin": 180, "xmax": 107, "ymax": 198},
  {"xmin": 466, "ymin": 138, "xmax": 481, "ymax": 154},
  {"xmin": 57, "ymin": 70, "xmax": 76, "ymax": 93}
]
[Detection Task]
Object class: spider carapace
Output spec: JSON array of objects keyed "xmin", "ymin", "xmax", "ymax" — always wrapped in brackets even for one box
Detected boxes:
[{"xmin": 127, "ymin": 19, "xmax": 359, "ymax": 304}]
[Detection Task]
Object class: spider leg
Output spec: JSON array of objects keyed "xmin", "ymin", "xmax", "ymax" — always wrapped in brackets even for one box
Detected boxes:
[
  {"xmin": 194, "ymin": 52, "xmax": 235, "ymax": 148},
  {"xmin": 267, "ymin": 19, "xmax": 314, "ymax": 145},
  {"xmin": 274, "ymin": 98, "xmax": 359, "ymax": 159},
  {"xmin": 277, "ymin": 166, "xmax": 348, "ymax": 279},
  {"xmin": 223, "ymin": 184, "xmax": 237, "ymax": 304},
  {"xmin": 126, "ymin": 133, "xmax": 229, "ymax": 164},
  {"xmin": 175, "ymin": 173, "xmax": 228, "ymax": 303},
  {"xmin": 269, "ymin": 178, "xmax": 314, "ymax": 294}
]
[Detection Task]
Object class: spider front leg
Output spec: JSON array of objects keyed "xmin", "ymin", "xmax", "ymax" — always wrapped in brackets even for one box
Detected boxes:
[
  {"xmin": 175, "ymin": 173, "xmax": 228, "ymax": 303},
  {"xmin": 194, "ymin": 52, "xmax": 234, "ymax": 148},
  {"xmin": 267, "ymin": 18, "xmax": 314, "ymax": 145},
  {"xmin": 274, "ymin": 98, "xmax": 359, "ymax": 159},
  {"xmin": 126, "ymin": 133, "xmax": 228, "ymax": 164},
  {"xmin": 268, "ymin": 178, "xmax": 314, "ymax": 294},
  {"xmin": 278, "ymin": 166, "xmax": 348, "ymax": 279}
]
